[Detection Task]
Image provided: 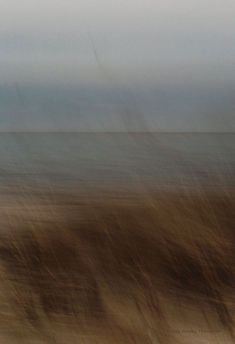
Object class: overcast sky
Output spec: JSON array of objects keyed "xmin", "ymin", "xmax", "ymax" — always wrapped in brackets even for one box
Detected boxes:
[{"xmin": 0, "ymin": 0, "xmax": 235, "ymax": 131}]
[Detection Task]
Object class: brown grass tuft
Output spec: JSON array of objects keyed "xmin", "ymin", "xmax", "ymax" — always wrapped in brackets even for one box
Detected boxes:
[{"xmin": 0, "ymin": 190, "xmax": 234, "ymax": 343}]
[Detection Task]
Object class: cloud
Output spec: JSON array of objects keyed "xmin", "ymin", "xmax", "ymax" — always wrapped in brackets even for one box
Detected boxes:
[{"xmin": 0, "ymin": 0, "xmax": 235, "ymax": 130}]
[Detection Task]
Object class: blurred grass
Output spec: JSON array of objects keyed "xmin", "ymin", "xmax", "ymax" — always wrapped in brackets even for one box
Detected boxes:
[{"xmin": 0, "ymin": 189, "xmax": 234, "ymax": 343}]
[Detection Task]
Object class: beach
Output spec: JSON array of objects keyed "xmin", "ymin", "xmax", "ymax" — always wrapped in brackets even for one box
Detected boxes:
[{"xmin": 0, "ymin": 133, "xmax": 234, "ymax": 343}]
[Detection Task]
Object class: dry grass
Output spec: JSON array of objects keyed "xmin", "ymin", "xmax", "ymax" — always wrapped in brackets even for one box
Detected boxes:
[{"xmin": 0, "ymin": 189, "xmax": 234, "ymax": 343}]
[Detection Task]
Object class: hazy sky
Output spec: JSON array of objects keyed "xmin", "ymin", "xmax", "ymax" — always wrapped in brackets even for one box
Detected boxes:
[{"xmin": 0, "ymin": 0, "xmax": 235, "ymax": 131}]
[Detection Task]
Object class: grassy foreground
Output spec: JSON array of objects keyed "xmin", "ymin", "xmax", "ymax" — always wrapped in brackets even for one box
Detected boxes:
[{"xmin": 0, "ymin": 189, "xmax": 234, "ymax": 343}]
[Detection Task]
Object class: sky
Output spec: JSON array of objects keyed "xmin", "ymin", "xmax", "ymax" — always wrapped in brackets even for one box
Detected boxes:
[{"xmin": 0, "ymin": 0, "xmax": 235, "ymax": 131}]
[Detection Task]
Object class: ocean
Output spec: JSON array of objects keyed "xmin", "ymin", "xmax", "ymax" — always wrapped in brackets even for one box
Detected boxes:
[{"xmin": 0, "ymin": 133, "xmax": 234, "ymax": 205}]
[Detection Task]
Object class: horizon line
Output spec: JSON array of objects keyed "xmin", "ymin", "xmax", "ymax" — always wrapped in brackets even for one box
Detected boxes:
[{"xmin": 0, "ymin": 131, "xmax": 234, "ymax": 134}]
